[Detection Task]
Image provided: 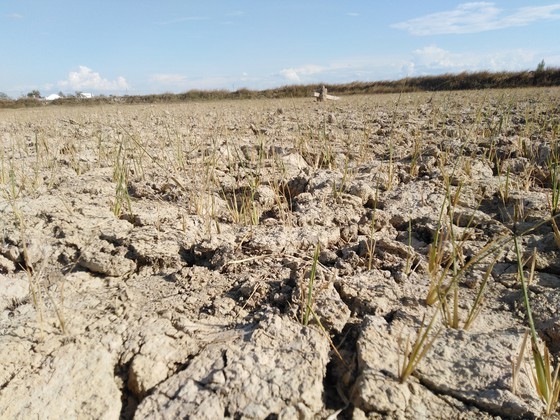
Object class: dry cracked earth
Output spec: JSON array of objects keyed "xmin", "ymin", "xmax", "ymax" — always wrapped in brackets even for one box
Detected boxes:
[{"xmin": 1, "ymin": 88, "xmax": 560, "ymax": 419}]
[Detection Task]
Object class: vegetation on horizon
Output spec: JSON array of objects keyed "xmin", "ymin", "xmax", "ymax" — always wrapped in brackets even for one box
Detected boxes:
[{"xmin": 1, "ymin": 67, "xmax": 560, "ymax": 109}]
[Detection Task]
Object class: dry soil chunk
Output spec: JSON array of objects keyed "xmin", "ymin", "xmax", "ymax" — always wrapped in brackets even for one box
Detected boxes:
[
  {"xmin": 78, "ymin": 239, "xmax": 136, "ymax": 276},
  {"xmin": 0, "ymin": 274, "xmax": 28, "ymax": 305},
  {"xmin": 0, "ymin": 343, "xmax": 121, "ymax": 419},
  {"xmin": 418, "ymin": 328, "xmax": 542, "ymax": 417},
  {"xmin": 135, "ymin": 313, "xmax": 330, "ymax": 419},
  {"xmin": 351, "ymin": 316, "xmax": 509, "ymax": 418}
]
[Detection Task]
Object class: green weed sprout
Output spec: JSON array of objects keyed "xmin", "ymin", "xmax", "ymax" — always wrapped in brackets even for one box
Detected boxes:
[
  {"xmin": 514, "ymin": 240, "xmax": 560, "ymax": 415},
  {"xmin": 398, "ymin": 308, "xmax": 441, "ymax": 383},
  {"xmin": 303, "ymin": 242, "xmax": 320, "ymax": 326}
]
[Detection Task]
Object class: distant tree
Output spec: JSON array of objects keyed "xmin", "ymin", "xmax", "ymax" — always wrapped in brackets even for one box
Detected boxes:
[
  {"xmin": 536, "ymin": 59, "xmax": 546, "ymax": 72},
  {"xmin": 26, "ymin": 90, "xmax": 41, "ymax": 99},
  {"xmin": 0, "ymin": 92, "xmax": 9, "ymax": 100},
  {"xmin": 58, "ymin": 91, "xmax": 66, "ymax": 98}
]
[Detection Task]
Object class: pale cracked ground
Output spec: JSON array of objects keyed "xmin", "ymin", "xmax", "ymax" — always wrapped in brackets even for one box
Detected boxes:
[{"xmin": 1, "ymin": 88, "xmax": 560, "ymax": 419}]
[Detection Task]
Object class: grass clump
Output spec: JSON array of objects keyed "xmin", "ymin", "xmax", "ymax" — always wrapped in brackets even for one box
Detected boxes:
[
  {"xmin": 398, "ymin": 308, "xmax": 441, "ymax": 383},
  {"xmin": 514, "ymin": 240, "xmax": 560, "ymax": 416},
  {"xmin": 303, "ymin": 242, "xmax": 320, "ymax": 326},
  {"xmin": 111, "ymin": 140, "xmax": 132, "ymax": 217}
]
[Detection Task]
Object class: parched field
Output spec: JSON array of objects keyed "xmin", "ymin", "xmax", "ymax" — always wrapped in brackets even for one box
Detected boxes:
[{"xmin": 1, "ymin": 88, "xmax": 560, "ymax": 419}]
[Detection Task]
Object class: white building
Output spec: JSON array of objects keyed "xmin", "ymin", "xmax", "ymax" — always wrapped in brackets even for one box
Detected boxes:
[{"xmin": 45, "ymin": 93, "xmax": 61, "ymax": 101}]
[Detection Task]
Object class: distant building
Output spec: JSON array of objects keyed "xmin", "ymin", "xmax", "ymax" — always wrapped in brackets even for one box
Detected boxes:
[
  {"xmin": 45, "ymin": 94, "xmax": 61, "ymax": 101},
  {"xmin": 79, "ymin": 92, "xmax": 93, "ymax": 99}
]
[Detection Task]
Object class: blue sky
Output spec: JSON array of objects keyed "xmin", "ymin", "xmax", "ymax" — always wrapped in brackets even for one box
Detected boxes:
[{"xmin": 1, "ymin": 1, "xmax": 559, "ymax": 97}]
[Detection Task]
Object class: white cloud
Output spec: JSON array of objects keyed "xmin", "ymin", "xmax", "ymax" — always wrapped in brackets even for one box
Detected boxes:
[
  {"xmin": 279, "ymin": 65, "xmax": 326, "ymax": 83},
  {"xmin": 401, "ymin": 62, "xmax": 416, "ymax": 77},
  {"xmin": 413, "ymin": 46, "xmax": 456, "ymax": 68},
  {"xmin": 409, "ymin": 44, "xmax": 547, "ymax": 74},
  {"xmin": 279, "ymin": 69, "xmax": 301, "ymax": 83},
  {"xmin": 274, "ymin": 58, "xmax": 413, "ymax": 86},
  {"xmin": 273, "ymin": 47, "xmax": 556, "ymax": 90},
  {"xmin": 7, "ymin": 13, "xmax": 23, "ymax": 19},
  {"xmin": 347, "ymin": 12, "xmax": 360, "ymax": 17},
  {"xmin": 58, "ymin": 66, "xmax": 129, "ymax": 92},
  {"xmin": 392, "ymin": 2, "xmax": 560, "ymax": 35}
]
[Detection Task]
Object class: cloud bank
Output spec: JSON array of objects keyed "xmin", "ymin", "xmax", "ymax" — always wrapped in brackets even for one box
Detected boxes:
[
  {"xmin": 392, "ymin": 2, "xmax": 560, "ymax": 36},
  {"xmin": 58, "ymin": 66, "xmax": 129, "ymax": 92},
  {"xmin": 273, "ymin": 44, "xmax": 552, "ymax": 89},
  {"xmin": 409, "ymin": 44, "xmax": 542, "ymax": 74},
  {"xmin": 279, "ymin": 65, "xmax": 327, "ymax": 83}
]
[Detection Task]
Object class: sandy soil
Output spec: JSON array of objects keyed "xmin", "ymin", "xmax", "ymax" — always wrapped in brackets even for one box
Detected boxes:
[{"xmin": 1, "ymin": 88, "xmax": 560, "ymax": 419}]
